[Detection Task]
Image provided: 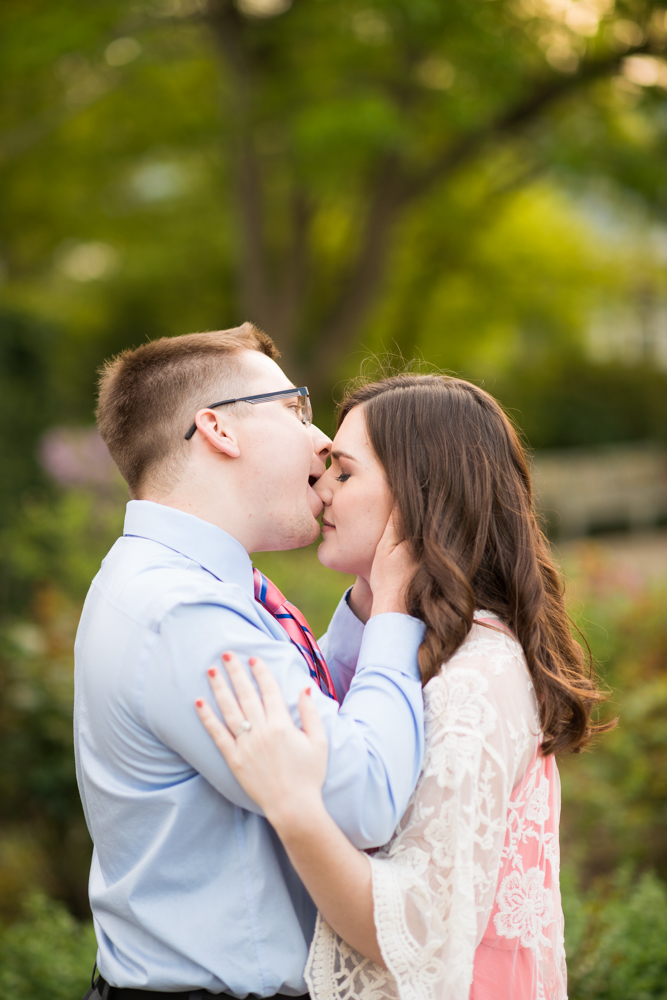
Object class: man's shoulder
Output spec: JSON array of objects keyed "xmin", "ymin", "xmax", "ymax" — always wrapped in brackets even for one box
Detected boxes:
[{"xmin": 89, "ymin": 534, "xmax": 256, "ymax": 632}]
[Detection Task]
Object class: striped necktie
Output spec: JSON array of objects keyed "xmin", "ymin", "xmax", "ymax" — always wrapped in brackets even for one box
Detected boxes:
[{"xmin": 253, "ymin": 568, "xmax": 338, "ymax": 702}]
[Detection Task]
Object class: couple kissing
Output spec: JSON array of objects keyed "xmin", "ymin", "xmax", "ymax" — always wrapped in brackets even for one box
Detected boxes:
[{"xmin": 76, "ymin": 323, "xmax": 606, "ymax": 1000}]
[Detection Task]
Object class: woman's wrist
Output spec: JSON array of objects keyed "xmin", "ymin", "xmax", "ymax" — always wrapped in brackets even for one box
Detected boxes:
[
  {"xmin": 348, "ymin": 577, "xmax": 373, "ymax": 624},
  {"xmin": 369, "ymin": 587, "xmax": 409, "ymax": 617},
  {"xmin": 265, "ymin": 790, "xmax": 328, "ymax": 839}
]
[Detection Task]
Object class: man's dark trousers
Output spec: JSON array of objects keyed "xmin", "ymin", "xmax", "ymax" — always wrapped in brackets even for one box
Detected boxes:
[{"xmin": 83, "ymin": 976, "xmax": 309, "ymax": 1000}]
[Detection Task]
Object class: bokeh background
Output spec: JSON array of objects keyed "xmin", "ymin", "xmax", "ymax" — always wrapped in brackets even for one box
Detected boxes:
[{"xmin": 1, "ymin": 0, "xmax": 667, "ymax": 996}]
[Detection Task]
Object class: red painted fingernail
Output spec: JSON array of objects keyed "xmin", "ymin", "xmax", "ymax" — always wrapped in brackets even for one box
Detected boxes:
[
  {"xmin": 208, "ymin": 668, "xmax": 216, "ymax": 677},
  {"xmin": 249, "ymin": 657, "xmax": 257, "ymax": 666},
  {"xmin": 195, "ymin": 699, "xmax": 204, "ymax": 708},
  {"xmin": 305, "ymin": 687, "xmax": 311, "ymax": 696},
  {"xmin": 222, "ymin": 652, "xmax": 233, "ymax": 662}
]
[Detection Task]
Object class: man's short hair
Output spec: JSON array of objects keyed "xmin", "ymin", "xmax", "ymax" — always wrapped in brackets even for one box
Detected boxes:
[{"xmin": 96, "ymin": 324, "xmax": 279, "ymax": 497}]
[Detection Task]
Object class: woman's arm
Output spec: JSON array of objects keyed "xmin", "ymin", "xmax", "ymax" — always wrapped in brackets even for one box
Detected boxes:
[
  {"xmin": 196, "ymin": 653, "xmax": 385, "ymax": 967},
  {"xmin": 271, "ymin": 785, "xmax": 382, "ymax": 966}
]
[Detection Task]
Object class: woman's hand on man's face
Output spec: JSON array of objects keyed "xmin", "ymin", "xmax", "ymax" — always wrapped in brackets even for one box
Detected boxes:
[
  {"xmin": 195, "ymin": 653, "xmax": 329, "ymax": 832},
  {"xmin": 368, "ymin": 511, "xmax": 417, "ymax": 618}
]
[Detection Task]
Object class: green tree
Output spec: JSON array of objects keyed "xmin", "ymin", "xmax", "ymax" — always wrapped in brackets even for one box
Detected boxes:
[{"xmin": 1, "ymin": 0, "xmax": 666, "ymax": 410}]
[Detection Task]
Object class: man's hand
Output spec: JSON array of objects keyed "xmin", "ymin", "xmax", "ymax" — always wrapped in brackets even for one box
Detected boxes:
[{"xmin": 368, "ymin": 511, "xmax": 417, "ymax": 618}]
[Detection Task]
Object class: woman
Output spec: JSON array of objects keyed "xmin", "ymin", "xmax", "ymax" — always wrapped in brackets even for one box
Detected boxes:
[{"xmin": 196, "ymin": 374, "xmax": 610, "ymax": 1000}]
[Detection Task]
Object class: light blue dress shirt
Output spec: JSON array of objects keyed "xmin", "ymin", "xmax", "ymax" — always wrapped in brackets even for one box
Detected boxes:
[{"xmin": 74, "ymin": 501, "xmax": 425, "ymax": 997}]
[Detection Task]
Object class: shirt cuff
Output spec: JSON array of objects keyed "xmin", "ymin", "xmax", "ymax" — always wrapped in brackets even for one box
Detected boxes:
[{"xmin": 357, "ymin": 613, "xmax": 426, "ymax": 680}]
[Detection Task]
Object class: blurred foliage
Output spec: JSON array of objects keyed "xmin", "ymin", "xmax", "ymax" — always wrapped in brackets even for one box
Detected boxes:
[
  {"xmin": 0, "ymin": 313, "xmax": 57, "ymax": 529},
  {"xmin": 1, "ymin": 485, "xmax": 126, "ymax": 606},
  {"xmin": 563, "ymin": 867, "xmax": 667, "ymax": 999},
  {"xmin": 1, "ymin": 0, "xmax": 667, "ymax": 419},
  {"xmin": 497, "ymin": 358, "xmax": 667, "ymax": 448},
  {"xmin": 0, "ymin": 487, "xmax": 126, "ymax": 916},
  {"xmin": 0, "ymin": 893, "xmax": 95, "ymax": 1000},
  {"xmin": 559, "ymin": 542, "xmax": 667, "ymax": 879},
  {"xmin": 0, "ymin": 481, "xmax": 127, "ymax": 629}
]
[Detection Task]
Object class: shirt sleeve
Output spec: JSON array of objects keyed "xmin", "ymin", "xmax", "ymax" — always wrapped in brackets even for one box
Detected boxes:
[
  {"xmin": 143, "ymin": 593, "xmax": 425, "ymax": 849},
  {"xmin": 318, "ymin": 588, "xmax": 365, "ymax": 701}
]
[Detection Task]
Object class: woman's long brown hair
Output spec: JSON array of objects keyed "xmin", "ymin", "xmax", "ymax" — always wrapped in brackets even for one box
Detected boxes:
[{"xmin": 338, "ymin": 374, "xmax": 613, "ymax": 756}]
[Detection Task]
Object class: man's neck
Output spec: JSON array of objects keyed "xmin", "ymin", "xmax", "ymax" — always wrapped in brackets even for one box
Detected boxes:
[{"xmin": 140, "ymin": 491, "xmax": 254, "ymax": 553}]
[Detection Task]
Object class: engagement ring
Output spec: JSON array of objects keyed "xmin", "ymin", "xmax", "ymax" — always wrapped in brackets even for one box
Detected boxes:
[{"xmin": 234, "ymin": 720, "xmax": 252, "ymax": 738}]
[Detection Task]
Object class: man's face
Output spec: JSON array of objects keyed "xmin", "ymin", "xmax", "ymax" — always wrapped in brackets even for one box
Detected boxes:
[{"xmin": 231, "ymin": 351, "xmax": 331, "ymax": 553}]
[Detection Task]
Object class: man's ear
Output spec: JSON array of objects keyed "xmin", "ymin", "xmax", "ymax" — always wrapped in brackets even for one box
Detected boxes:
[{"xmin": 192, "ymin": 409, "xmax": 241, "ymax": 458}]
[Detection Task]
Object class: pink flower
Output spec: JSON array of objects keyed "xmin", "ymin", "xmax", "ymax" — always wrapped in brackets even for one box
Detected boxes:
[
  {"xmin": 494, "ymin": 867, "xmax": 554, "ymax": 948},
  {"xmin": 39, "ymin": 428, "xmax": 116, "ymax": 486}
]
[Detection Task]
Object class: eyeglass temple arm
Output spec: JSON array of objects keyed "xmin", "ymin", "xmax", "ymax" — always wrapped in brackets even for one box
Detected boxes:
[
  {"xmin": 184, "ymin": 397, "xmax": 239, "ymax": 440},
  {"xmin": 184, "ymin": 388, "xmax": 308, "ymax": 440}
]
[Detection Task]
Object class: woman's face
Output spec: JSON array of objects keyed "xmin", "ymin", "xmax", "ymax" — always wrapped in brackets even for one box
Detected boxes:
[{"xmin": 314, "ymin": 405, "xmax": 393, "ymax": 580}]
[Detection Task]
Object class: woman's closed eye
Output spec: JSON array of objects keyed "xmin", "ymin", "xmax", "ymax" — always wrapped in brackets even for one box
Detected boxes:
[{"xmin": 335, "ymin": 473, "xmax": 351, "ymax": 483}]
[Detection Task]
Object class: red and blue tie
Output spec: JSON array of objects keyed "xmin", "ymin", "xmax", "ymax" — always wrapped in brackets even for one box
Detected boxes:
[{"xmin": 253, "ymin": 568, "xmax": 338, "ymax": 702}]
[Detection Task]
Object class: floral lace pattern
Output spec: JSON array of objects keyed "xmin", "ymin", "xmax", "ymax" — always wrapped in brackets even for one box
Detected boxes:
[{"xmin": 305, "ymin": 614, "xmax": 567, "ymax": 1000}]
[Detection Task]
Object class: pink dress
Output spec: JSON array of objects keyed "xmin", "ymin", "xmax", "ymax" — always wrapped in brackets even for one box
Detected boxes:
[{"xmin": 306, "ymin": 613, "xmax": 567, "ymax": 1000}]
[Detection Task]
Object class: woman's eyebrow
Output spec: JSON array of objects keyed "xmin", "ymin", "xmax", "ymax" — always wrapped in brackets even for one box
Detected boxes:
[{"xmin": 331, "ymin": 449, "xmax": 357, "ymax": 462}]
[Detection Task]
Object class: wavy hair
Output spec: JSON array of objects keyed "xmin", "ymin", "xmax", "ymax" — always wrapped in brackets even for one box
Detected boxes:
[{"xmin": 338, "ymin": 373, "xmax": 613, "ymax": 756}]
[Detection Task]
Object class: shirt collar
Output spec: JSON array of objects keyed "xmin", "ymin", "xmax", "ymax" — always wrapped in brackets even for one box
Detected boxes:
[{"xmin": 123, "ymin": 500, "xmax": 254, "ymax": 597}]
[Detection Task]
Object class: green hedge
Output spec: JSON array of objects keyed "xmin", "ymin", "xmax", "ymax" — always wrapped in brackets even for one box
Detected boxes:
[
  {"xmin": 564, "ymin": 868, "xmax": 667, "ymax": 1000},
  {"xmin": 0, "ymin": 894, "xmax": 95, "ymax": 1000}
]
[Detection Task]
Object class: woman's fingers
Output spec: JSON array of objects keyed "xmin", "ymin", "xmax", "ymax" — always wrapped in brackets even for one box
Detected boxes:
[
  {"xmin": 215, "ymin": 651, "xmax": 265, "ymax": 727},
  {"xmin": 204, "ymin": 651, "xmax": 319, "ymax": 752},
  {"xmin": 297, "ymin": 687, "xmax": 329, "ymax": 787},
  {"xmin": 298, "ymin": 687, "xmax": 327, "ymax": 747},
  {"xmin": 369, "ymin": 508, "xmax": 416, "ymax": 617},
  {"xmin": 206, "ymin": 660, "xmax": 256, "ymax": 735},
  {"xmin": 196, "ymin": 667, "xmax": 329, "ymax": 819},
  {"xmin": 382, "ymin": 508, "xmax": 400, "ymax": 545},
  {"xmin": 195, "ymin": 697, "xmax": 238, "ymax": 764},
  {"xmin": 375, "ymin": 507, "xmax": 402, "ymax": 554},
  {"xmin": 248, "ymin": 656, "xmax": 293, "ymax": 722}
]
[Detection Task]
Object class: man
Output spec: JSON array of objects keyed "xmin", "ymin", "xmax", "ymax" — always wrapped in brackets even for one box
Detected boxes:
[{"xmin": 75, "ymin": 323, "xmax": 425, "ymax": 999}]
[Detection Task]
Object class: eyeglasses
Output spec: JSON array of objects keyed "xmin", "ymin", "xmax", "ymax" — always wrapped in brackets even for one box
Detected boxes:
[{"xmin": 184, "ymin": 386, "xmax": 312, "ymax": 440}]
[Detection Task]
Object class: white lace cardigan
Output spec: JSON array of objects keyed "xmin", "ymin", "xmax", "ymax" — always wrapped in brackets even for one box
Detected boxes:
[{"xmin": 305, "ymin": 612, "xmax": 567, "ymax": 1000}]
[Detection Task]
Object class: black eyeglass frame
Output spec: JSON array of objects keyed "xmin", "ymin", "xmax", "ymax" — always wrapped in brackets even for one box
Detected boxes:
[{"xmin": 184, "ymin": 386, "xmax": 311, "ymax": 440}]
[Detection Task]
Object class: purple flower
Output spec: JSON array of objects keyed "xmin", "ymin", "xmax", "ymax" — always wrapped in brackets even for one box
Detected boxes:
[{"xmin": 39, "ymin": 428, "xmax": 117, "ymax": 487}]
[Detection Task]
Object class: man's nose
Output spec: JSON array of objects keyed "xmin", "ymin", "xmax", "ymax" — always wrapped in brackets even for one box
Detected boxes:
[
  {"xmin": 313, "ymin": 468, "xmax": 333, "ymax": 503},
  {"xmin": 308, "ymin": 424, "xmax": 332, "ymax": 481}
]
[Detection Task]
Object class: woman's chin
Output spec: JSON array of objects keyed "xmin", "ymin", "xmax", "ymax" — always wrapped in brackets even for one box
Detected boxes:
[
  {"xmin": 316, "ymin": 539, "xmax": 334, "ymax": 569},
  {"xmin": 317, "ymin": 539, "xmax": 354, "ymax": 575}
]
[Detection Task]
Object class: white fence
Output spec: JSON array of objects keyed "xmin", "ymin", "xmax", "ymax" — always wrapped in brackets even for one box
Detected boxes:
[{"xmin": 531, "ymin": 444, "xmax": 667, "ymax": 540}]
